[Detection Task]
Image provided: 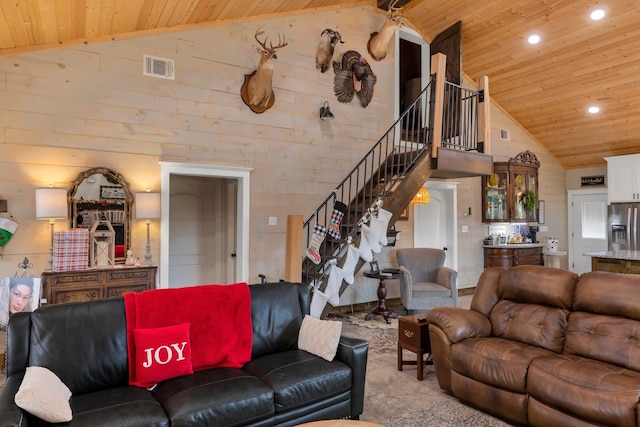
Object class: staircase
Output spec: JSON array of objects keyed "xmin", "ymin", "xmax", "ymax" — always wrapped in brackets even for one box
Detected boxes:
[{"xmin": 294, "ymin": 53, "xmax": 493, "ymax": 304}]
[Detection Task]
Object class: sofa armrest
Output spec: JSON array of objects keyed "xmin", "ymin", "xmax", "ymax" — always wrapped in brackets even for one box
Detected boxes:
[
  {"xmin": 427, "ymin": 306, "xmax": 491, "ymax": 344},
  {"xmin": 0, "ymin": 374, "xmax": 28, "ymax": 427},
  {"xmin": 436, "ymin": 266, "xmax": 458, "ymax": 291},
  {"xmin": 335, "ymin": 335, "xmax": 368, "ymax": 419}
]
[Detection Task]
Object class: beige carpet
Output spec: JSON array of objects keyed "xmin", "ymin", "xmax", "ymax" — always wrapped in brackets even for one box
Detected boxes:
[{"xmin": 340, "ymin": 296, "xmax": 513, "ymax": 426}]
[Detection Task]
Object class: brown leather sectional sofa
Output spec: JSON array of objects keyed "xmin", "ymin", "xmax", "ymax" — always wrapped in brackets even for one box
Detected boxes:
[{"xmin": 427, "ymin": 265, "xmax": 640, "ymax": 427}]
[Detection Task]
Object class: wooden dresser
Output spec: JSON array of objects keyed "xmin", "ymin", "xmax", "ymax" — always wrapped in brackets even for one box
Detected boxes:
[
  {"xmin": 41, "ymin": 265, "xmax": 157, "ymax": 305},
  {"xmin": 483, "ymin": 245, "xmax": 543, "ymax": 268}
]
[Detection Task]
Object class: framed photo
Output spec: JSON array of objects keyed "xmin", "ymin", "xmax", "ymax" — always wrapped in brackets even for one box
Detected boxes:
[
  {"xmin": 398, "ymin": 207, "xmax": 409, "ymax": 221},
  {"xmin": 100, "ymin": 185, "xmax": 126, "ymax": 200},
  {"xmin": 0, "ymin": 277, "xmax": 41, "ymax": 328}
]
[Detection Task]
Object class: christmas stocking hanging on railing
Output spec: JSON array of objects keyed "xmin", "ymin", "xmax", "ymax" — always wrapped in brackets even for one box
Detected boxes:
[
  {"xmin": 369, "ymin": 207, "xmax": 393, "ymax": 248},
  {"xmin": 0, "ymin": 218, "xmax": 19, "ymax": 257},
  {"xmin": 327, "ymin": 201, "xmax": 347, "ymax": 240},
  {"xmin": 306, "ymin": 224, "xmax": 327, "ymax": 265}
]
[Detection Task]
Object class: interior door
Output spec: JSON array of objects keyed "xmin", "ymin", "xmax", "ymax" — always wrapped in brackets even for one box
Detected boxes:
[
  {"xmin": 168, "ymin": 175, "xmax": 237, "ymax": 287},
  {"xmin": 569, "ymin": 191, "xmax": 608, "ymax": 274},
  {"xmin": 413, "ymin": 182, "xmax": 458, "ymax": 272}
]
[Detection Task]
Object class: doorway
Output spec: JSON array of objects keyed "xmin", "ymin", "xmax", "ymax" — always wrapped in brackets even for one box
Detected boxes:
[
  {"xmin": 394, "ymin": 27, "xmax": 430, "ymax": 120},
  {"xmin": 567, "ymin": 189, "xmax": 608, "ymax": 274},
  {"xmin": 413, "ymin": 181, "xmax": 458, "ymax": 273},
  {"xmin": 159, "ymin": 162, "xmax": 251, "ymax": 288}
]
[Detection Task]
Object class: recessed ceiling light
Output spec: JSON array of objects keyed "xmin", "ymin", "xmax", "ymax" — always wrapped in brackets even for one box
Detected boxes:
[
  {"xmin": 588, "ymin": 105, "xmax": 601, "ymax": 114},
  {"xmin": 527, "ymin": 34, "xmax": 541, "ymax": 45},
  {"xmin": 590, "ymin": 9, "xmax": 606, "ymax": 20}
]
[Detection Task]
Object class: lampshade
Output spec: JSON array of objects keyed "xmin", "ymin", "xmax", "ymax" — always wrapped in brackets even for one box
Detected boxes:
[
  {"xmin": 136, "ymin": 192, "xmax": 161, "ymax": 220},
  {"xmin": 410, "ymin": 187, "xmax": 430, "ymax": 205},
  {"xmin": 35, "ymin": 188, "xmax": 68, "ymax": 219}
]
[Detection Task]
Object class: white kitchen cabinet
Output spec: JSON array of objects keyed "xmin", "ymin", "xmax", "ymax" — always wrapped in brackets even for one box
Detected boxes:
[{"xmin": 605, "ymin": 154, "xmax": 640, "ymax": 202}]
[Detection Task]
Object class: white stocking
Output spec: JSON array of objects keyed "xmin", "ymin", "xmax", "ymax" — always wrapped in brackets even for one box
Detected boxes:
[
  {"xmin": 362, "ymin": 223, "xmax": 381, "ymax": 253},
  {"xmin": 310, "ymin": 289, "xmax": 329, "ymax": 318},
  {"xmin": 342, "ymin": 244, "xmax": 359, "ymax": 285},
  {"xmin": 358, "ymin": 227, "xmax": 373, "ymax": 262},
  {"xmin": 325, "ymin": 265, "xmax": 344, "ymax": 306},
  {"xmin": 374, "ymin": 208, "xmax": 393, "ymax": 246}
]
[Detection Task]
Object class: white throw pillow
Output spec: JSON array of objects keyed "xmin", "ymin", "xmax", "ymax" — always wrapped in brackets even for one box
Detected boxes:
[
  {"xmin": 298, "ymin": 314, "xmax": 342, "ymax": 361},
  {"xmin": 15, "ymin": 366, "xmax": 72, "ymax": 423}
]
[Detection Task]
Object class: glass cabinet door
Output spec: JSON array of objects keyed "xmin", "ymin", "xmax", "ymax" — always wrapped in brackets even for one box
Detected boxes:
[
  {"xmin": 512, "ymin": 172, "xmax": 526, "ymax": 221},
  {"xmin": 483, "ymin": 168, "xmax": 508, "ymax": 222},
  {"xmin": 527, "ymin": 173, "xmax": 537, "ymax": 221}
]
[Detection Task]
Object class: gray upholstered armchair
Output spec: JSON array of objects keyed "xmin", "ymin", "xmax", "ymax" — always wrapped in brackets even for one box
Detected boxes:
[{"xmin": 395, "ymin": 248, "xmax": 458, "ymax": 314}]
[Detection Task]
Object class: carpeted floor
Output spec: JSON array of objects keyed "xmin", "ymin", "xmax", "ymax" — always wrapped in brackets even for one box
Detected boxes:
[{"xmin": 340, "ymin": 297, "xmax": 513, "ymax": 426}]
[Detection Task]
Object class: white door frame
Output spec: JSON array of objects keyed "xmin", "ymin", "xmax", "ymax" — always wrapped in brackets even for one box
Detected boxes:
[
  {"xmin": 394, "ymin": 27, "xmax": 430, "ymax": 120},
  {"xmin": 159, "ymin": 162, "xmax": 252, "ymax": 288},
  {"xmin": 567, "ymin": 188, "xmax": 608, "ymax": 273},
  {"xmin": 414, "ymin": 180, "xmax": 459, "ymax": 274}
]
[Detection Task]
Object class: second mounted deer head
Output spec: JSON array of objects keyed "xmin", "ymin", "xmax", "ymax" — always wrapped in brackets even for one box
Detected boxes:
[
  {"xmin": 241, "ymin": 26, "xmax": 288, "ymax": 113},
  {"xmin": 367, "ymin": 0, "xmax": 405, "ymax": 61}
]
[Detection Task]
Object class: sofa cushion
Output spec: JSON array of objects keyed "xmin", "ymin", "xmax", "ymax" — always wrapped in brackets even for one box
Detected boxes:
[
  {"xmin": 490, "ymin": 300, "xmax": 569, "ymax": 352},
  {"xmin": 152, "ymin": 367, "xmax": 273, "ymax": 427},
  {"xmin": 498, "ymin": 265, "xmax": 578, "ymax": 310},
  {"xmin": 243, "ymin": 349, "xmax": 352, "ymax": 413},
  {"xmin": 451, "ymin": 337, "xmax": 554, "ymax": 393},
  {"xmin": 298, "ymin": 315, "xmax": 342, "ymax": 361},
  {"xmin": 528, "ymin": 353, "xmax": 640, "ymax": 427},
  {"xmin": 565, "ymin": 311, "xmax": 640, "ymax": 371},
  {"xmin": 132, "ymin": 322, "xmax": 193, "ymax": 388},
  {"xmin": 250, "ymin": 282, "xmax": 307, "ymax": 359},
  {"xmin": 29, "ymin": 297, "xmax": 129, "ymax": 395},
  {"xmin": 574, "ymin": 271, "xmax": 640, "ymax": 320},
  {"xmin": 70, "ymin": 386, "xmax": 169, "ymax": 427},
  {"xmin": 15, "ymin": 366, "xmax": 72, "ymax": 423}
]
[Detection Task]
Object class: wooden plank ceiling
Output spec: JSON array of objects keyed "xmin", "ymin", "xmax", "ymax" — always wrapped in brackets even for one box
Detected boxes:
[{"xmin": 1, "ymin": 0, "xmax": 639, "ymax": 169}]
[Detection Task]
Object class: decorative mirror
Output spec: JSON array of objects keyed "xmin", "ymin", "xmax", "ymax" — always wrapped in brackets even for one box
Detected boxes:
[{"xmin": 68, "ymin": 167, "xmax": 133, "ymax": 264}]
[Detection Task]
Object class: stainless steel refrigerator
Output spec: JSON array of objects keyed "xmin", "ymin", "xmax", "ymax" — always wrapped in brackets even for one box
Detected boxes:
[{"xmin": 608, "ymin": 203, "xmax": 640, "ymax": 250}]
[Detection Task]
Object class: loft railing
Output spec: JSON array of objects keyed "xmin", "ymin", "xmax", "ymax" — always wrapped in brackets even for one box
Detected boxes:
[{"xmin": 441, "ymin": 81, "xmax": 483, "ymax": 152}]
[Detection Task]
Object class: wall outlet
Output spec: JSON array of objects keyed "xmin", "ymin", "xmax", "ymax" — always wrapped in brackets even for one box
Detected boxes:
[
  {"xmin": 268, "ymin": 216, "xmax": 277, "ymax": 226},
  {"xmin": 539, "ymin": 225, "xmax": 548, "ymax": 232},
  {"xmin": 461, "ymin": 225, "xmax": 469, "ymax": 233}
]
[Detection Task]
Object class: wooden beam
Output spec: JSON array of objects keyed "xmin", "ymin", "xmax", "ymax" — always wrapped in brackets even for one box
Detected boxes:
[
  {"xmin": 477, "ymin": 75, "xmax": 491, "ymax": 154},
  {"xmin": 430, "ymin": 53, "xmax": 446, "ymax": 158},
  {"xmin": 284, "ymin": 214, "xmax": 303, "ymax": 282}
]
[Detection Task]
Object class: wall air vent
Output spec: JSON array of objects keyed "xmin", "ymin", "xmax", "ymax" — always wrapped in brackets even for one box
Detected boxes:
[
  {"xmin": 143, "ymin": 54, "xmax": 175, "ymax": 80},
  {"xmin": 500, "ymin": 129, "xmax": 511, "ymax": 141}
]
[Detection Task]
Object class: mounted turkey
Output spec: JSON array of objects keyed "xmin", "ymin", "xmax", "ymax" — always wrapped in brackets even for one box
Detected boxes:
[{"xmin": 333, "ymin": 50, "xmax": 377, "ymax": 108}]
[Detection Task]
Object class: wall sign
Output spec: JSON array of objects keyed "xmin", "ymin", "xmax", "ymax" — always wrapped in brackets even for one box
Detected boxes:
[
  {"xmin": 100, "ymin": 185, "xmax": 126, "ymax": 199},
  {"xmin": 581, "ymin": 176, "xmax": 605, "ymax": 186}
]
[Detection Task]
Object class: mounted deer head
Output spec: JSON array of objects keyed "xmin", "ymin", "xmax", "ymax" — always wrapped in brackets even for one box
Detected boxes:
[
  {"xmin": 315, "ymin": 28, "xmax": 344, "ymax": 73},
  {"xmin": 241, "ymin": 26, "xmax": 288, "ymax": 113},
  {"xmin": 367, "ymin": 0, "xmax": 404, "ymax": 61}
]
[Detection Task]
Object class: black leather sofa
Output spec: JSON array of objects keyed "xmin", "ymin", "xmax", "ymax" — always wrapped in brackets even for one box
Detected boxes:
[{"xmin": 0, "ymin": 282, "xmax": 368, "ymax": 426}]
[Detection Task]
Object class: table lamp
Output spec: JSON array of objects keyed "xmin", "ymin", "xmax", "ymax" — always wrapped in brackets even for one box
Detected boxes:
[
  {"xmin": 135, "ymin": 192, "xmax": 160, "ymax": 265},
  {"xmin": 35, "ymin": 188, "xmax": 68, "ymax": 269}
]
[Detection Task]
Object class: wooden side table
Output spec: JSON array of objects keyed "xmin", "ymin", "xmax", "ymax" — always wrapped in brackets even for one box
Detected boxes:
[
  {"xmin": 363, "ymin": 270, "xmax": 399, "ymax": 324},
  {"xmin": 398, "ymin": 313, "xmax": 432, "ymax": 380}
]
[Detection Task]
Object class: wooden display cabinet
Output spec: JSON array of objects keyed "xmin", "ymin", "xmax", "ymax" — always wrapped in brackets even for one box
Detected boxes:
[
  {"xmin": 484, "ymin": 246, "xmax": 543, "ymax": 268},
  {"xmin": 41, "ymin": 265, "xmax": 157, "ymax": 305},
  {"xmin": 482, "ymin": 150, "xmax": 540, "ymax": 223}
]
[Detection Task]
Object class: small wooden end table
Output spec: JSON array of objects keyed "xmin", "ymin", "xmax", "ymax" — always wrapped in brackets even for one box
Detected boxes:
[
  {"xmin": 363, "ymin": 270, "xmax": 399, "ymax": 324},
  {"xmin": 398, "ymin": 313, "xmax": 432, "ymax": 380}
]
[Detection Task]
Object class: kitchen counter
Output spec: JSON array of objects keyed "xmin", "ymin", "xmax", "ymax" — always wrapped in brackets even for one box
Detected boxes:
[
  {"xmin": 482, "ymin": 243, "xmax": 544, "ymax": 248},
  {"xmin": 586, "ymin": 251, "xmax": 640, "ymax": 274},
  {"xmin": 585, "ymin": 250, "xmax": 640, "ymax": 261}
]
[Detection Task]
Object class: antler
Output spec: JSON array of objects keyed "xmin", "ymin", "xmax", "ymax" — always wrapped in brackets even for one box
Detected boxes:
[
  {"xmin": 254, "ymin": 26, "xmax": 288, "ymax": 52},
  {"xmin": 387, "ymin": 0, "xmax": 402, "ymax": 18}
]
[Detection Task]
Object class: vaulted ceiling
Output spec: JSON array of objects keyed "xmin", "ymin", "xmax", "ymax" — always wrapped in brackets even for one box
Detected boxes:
[{"xmin": 1, "ymin": 0, "xmax": 638, "ymax": 169}]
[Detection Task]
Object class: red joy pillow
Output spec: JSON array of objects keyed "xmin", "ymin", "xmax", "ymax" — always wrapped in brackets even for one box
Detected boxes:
[{"xmin": 132, "ymin": 322, "xmax": 193, "ymax": 388}]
